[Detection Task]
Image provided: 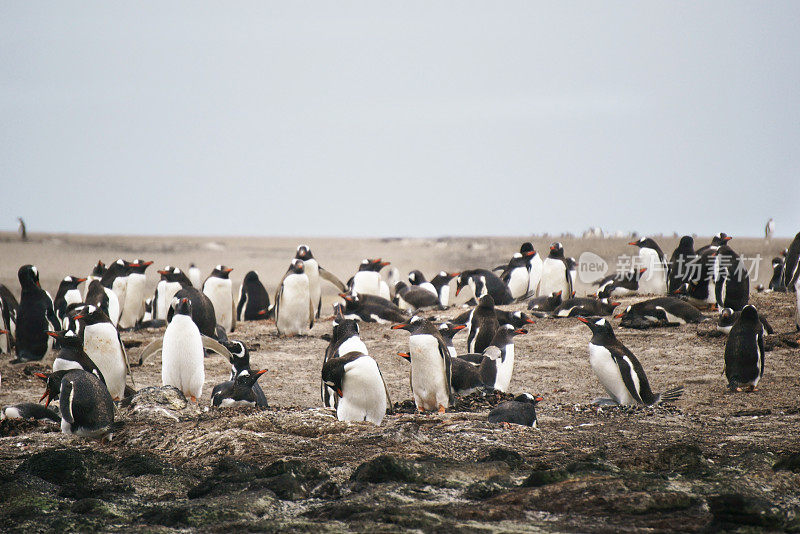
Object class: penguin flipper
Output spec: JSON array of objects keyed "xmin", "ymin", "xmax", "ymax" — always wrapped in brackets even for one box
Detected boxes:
[
  {"xmin": 201, "ymin": 335, "xmax": 234, "ymax": 360},
  {"xmin": 117, "ymin": 330, "xmax": 135, "ymax": 388},
  {"xmin": 318, "ymin": 267, "xmax": 346, "ymax": 292},
  {"xmin": 378, "ymin": 366, "xmax": 394, "ymax": 414},
  {"xmin": 230, "ymin": 300, "xmax": 237, "ymax": 332},
  {"xmin": 138, "ymin": 339, "xmax": 164, "ymax": 366},
  {"xmin": 60, "ymin": 378, "xmax": 74, "ymax": 425},
  {"xmin": 614, "ymin": 355, "xmax": 645, "ymax": 405}
]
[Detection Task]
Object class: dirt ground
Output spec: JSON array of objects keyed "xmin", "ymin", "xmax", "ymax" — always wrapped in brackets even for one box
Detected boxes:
[{"xmin": 1, "ymin": 232, "xmax": 799, "ymax": 533}]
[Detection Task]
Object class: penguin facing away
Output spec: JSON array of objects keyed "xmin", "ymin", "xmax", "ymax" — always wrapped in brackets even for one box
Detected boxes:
[
  {"xmin": 322, "ymin": 351, "xmax": 392, "ymax": 425},
  {"xmin": 723, "ymin": 305, "xmax": 765, "ymax": 392},
  {"xmin": 15, "ymin": 265, "xmax": 61, "ymax": 363},
  {"xmin": 54, "ymin": 276, "xmax": 86, "ymax": 327},
  {"xmin": 668, "ymin": 236, "xmax": 696, "ymax": 294},
  {"xmin": 237, "ymin": 271, "xmax": 271, "ymax": 321},
  {"xmin": 467, "ymin": 295, "xmax": 500, "ymax": 354},
  {"xmin": 578, "ymin": 316, "xmax": 683, "ymax": 406}
]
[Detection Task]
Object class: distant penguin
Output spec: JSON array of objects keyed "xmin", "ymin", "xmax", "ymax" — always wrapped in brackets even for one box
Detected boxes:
[
  {"xmin": 455, "ymin": 270, "xmax": 514, "ymax": 305},
  {"xmin": 539, "ymin": 243, "xmax": 572, "ymax": 298},
  {"xmin": 668, "ymin": 236, "xmax": 696, "ymax": 294},
  {"xmin": 1, "ymin": 402, "xmax": 60, "ymax": 422},
  {"xmin": 221, "ymin": 340, "xmax": 269, "ymax": 407},
  {"xmin": 48, "ymin": 330, "xmax": 106, "ymax": 383},
  {"xmin": 84, "ymin": 260, "xmax": 106, "ymax": 300},
  {"xmin": 392, "ymin": 316, "xmax": 453, "ymax": 413},
  {"xmin": 37, "ymin": 369, "xmax": 117, "ymax": 439},
  {"xmin": 713, "ymin": 245, "xmax": 750, "ymax": 311},
  {"xmin": 578, "ymin": 317, "xmax": 683, "ymax": 405},
  {"xmin": 118, "ymin": 259, "xmax": 153, "ymax": 329},
  {"xmin": 211, "ymin": 368, "xmax": 268, "ymax": 408},
  {"xmin": 521, "ymin": 242, "xmax": 543, "ymax": 296},
  {"xmin": 629, "ymin": 237, "xmax": 668, "ymax": 295},
  {"xmin": 54, "ymin": 276, "xmax": 86, "ymax": 327},
  {"xmin": 430, "ymin": 271, "xmax": 459, "ymax": 307},
  {"xmin": 188, "ymin": 263, "xmax": 202, "ymax": 288},
  {"xmin": 394, "ymin": 282, "xmax": 442, "ymax": 311},
  {"xmin": 352, "ymin": 258, "xmax": 389, "ymax": 297},
  {"xmin": 768, "ymin": 257, "xmax": 786, "ymax": 292},
  {"xmin": 322, "ymin": 351, "xmax": 391, "ymax": 424},
  {"xmin": 102, "ymin": 259, "xmax": 134, "ymax": 326},
  {"xmin": 552, "ymin": 297, "xmax": 619, "ymax": 318},
  {"xmin": 339, "ymin": 292, "xmax": 409, "ymax": 324},
  {"xmin": 488, "ymin": 393, "xmax": 543, "ymax": 427},
  {"xmin": 467, "ymin": 295, "xmax": 500, "ymax": 354},
  {"xmin": 499, "ymin": 253, "xmax": 532, "ymax": 300},
  {"xmin": 408, "ymin": 270, "xmax": 437, "ymax": 296},
  {"xmin": 0, "ymin": 284, "xmax": 18, "ymax": 354},
  {"xmin": 593, "ymin": 268, "xmax": 646, "ymax": 299},
  {"xmin": 724, "ymin": 305, "xmax": 765, "ymax": 392},
  {"xmin": 237, "ymin": 271, "xmax": 271, "ymax": 321},
  {"xmin": 527, "ymin": 291, "xmax": 563, "ymax": 312},
  {"xmin": 783, "ymin": 231, "xmax": 800, "ymax": 290},
  {"xmin": 14, "ymin": 265, "xmax": 60, "ymax": 363},
  {"xmin": 203, "ymin": 265, "xmax": 235, "ymax": 333},
  {"xmin": 616, "ymin": 297, "xmax": 703, "ymax": 329},
  {"xmin": 469, "ymin": 324, "xmax": 526, "ymax": 393},
  {"xmin": 77, "ymin": 305, "xmax": 130, "ymax": 400},
  {"xmin": 275, "ymin": 259, "xmax": 314, "ymax": 336}
]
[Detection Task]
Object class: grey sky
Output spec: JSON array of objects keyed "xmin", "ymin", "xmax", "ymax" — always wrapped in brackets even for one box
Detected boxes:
[{"xmin": 2, "ymin": 2, "xmax": 799, "ymax": 238}]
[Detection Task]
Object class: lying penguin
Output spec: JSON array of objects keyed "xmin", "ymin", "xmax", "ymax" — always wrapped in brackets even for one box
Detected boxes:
[
  {"xmin": 488, "ymin": 393, "xmax": 543, "ymax": 427},
  {"xmin": 211, "ymin": 368, "xmax": 269, "ymax": 407},
  {"xmin": 549, "ymin": 297, "xmax": 619, "ymax": 318},
  {"xmin": 616, "ymin": 297, "xmax": 704, "ymax": 329},
  {"xmin": 1, "ymin": 402, "xmax": 60, "ymax": 422},
  {"xmin": 36, "ymin": 369, "xmax": 120, "ymax": 439},
  {"xmin": 527, "ymin": 291, "xmax": 563, "ymax": 312},
  {"xmin": 339, "ymin": 292, "xmax": 409, "ymax": 324}
]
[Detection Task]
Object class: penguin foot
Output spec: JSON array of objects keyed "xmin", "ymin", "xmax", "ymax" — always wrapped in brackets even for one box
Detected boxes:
[
  {"xmin": 437, "ymin": 404, "xmax": 446, "ymax": 414},
  {"xmin": 190, "ymin": 396, "xmax": 197, "ymax": 403},
  {"xmin": 417, "ymin": 406, "xmax": 425, "ymax": 414},
  {"xmin": 501, "ymin": 422, "xmax": 512, "ymax": 429}
]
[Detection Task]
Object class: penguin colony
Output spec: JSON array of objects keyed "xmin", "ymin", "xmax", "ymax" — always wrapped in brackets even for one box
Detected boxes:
[{"xmin": 1, "ymin": 233, "xmax": 799, "ymax": 437}]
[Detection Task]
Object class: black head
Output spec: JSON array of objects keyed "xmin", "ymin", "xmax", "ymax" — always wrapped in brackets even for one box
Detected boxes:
[
  {"xmin": 520, "ymin": 242, "xmax": 536, "ymax": 257},
  {"xmin": 437, "ymin": 321, "xmax": 466, "ymax": 342},
  {"xmin": 391, "ymin": 315, "xmax": 428, "ymax": 334},
  {"xmin": 130, "ymin": 259, "xmax": 153, "ymax": 274},
  {"xmin": 174, "ymin": 297, "xmax": 192, "ymax": 316},
  {"xmin": 210, "ymin": 265, "xmax": 233, "ymax": 279},
  {"xmin": 243, "ymin": 270, "xmax": 260, "ymax": 284},
  {"xmin": 234, "ymin": 368, "xmax": 267, "ymax": 389},
  {"xmin": 18, "ymin": 265, "xmax": 41, "ymax": 289},
  {"xmin": 577, "ymin": 316, "xmax": 615, "ymax": 340},
  {"xmin": 431, "ymin": 271, "xmax": 458, "ymax": 285},
  {"xmin": 34, "ymin": 370, "xmax": 71, "ymax": 407},
  {"xmin": 222, "ymin": 339, "xmax": 249, "ymax": 366},
  {"xmin": 295, "ymin": 244, "xmax": 314, "ymax": 261},
  {"xmin": 47, "ymin": 329, "xmax": 83, "ymax": 349},
  {"xmin": 91, "ymin": 260, "xmax": 106, "ymax": 277},
  {"xmin": 508, "ymin": 253, "xmax": 529, "ymax": 268},
  {"xmin": 477, "ymin": 294, "xmax": 495, "ymax": 310},
  {"xmin": 565, "ymin": 257, "xmax": 577, "ymax": 271},
  {"xmin": 513, "ymin": 393, "xmax": 543, "ymax": 404},
  {"xmin": 678, "ymin": 235, "xmax": 694, "ymax": 250},
  {"xmin": 359, "ymin": 258, "xmax": 389, "ymax": 272},
  {"xmin": 711, "ymin": 233, "xmax": 733, "ymax": 246},
  {"xmin": 338, "ymin": 291, "xmax": 362, "ymax": 309},
  {"xmin": 739, "ymin": 304, "xmax": 759, "ymax": 323},
  {"xmin": 288, "ymin": 259, "xmax": 305, "ymax": 275},
  {"xmin": 509, "ymin": 310, "xmax": 536, "ymax": 327},
  {"xmin": 408, "ymin": 270, "xmax": 427, "ymax": 285},
  {"xmin": 157, "ymin": 266, "xmax": 175, "ymax": 280},
  {"xmin": 629, "ymin": 237, "xmax": 659, "ymax": 250},
  {"xmin": 772, "ymin": 257, "xmax": 784, "ymax": 270},
  {"xmin": 60, "ymin": 275, "xmax": 87, "ymax": 290},
  {"xmin": 548, "ymin": 291, "xmax": 563, "ymax": 306},
  {"xmin": 548, "ymin": 242, "xmax": 564, "ymax": 259},
  {"xmin": 74, "ymin": 304, "xmax": 110, "ymax": 326}
]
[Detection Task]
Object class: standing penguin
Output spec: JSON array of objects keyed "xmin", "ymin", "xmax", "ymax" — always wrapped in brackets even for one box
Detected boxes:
[
  {"xmin": 154, "ymin": 266, "xmax": 192, "ymax": 322},
  {"xmin": 430, "ymin": 271, "xmax": 459, "ymax": 307},
  {"xmin": 84, "ymin": 261, "xmax": 106, "ymax": 300},
  {"xmin": 0, "ymin": 284, "xmax": 18, "ymax": 354},
  {"xmin": 668, "ymin": 236, "xmax": 696, "ymax": 294},
  {"xmin": 237, "ymin": 271, "xmax": 271, "ymax": 321},
  {"xmin": 768, "ymin": 257, "xmax": 786, "ymax": 292},
  {"xmin": 203, "ymin": 265, "xmax": 235, "ymax": 333},
  {"xmin": 499, "ymin": 254, "xmax": 532, "ymax": 300},
  {"xmin": 391, "ymin": 316, "xmax": 453, "ymax": 413},
  {"xmin": 521, "ymin": 242, "xmax": 543, "ymax": 297},
  {"xmin": 295, "ymin": 245, "xmax": 346, "ymax": 318},
  {"xmin": 322, "ymin": 351, "xmax": 392, "ymax": 425},
  {"xmin": 188, "ymin": 263, "xmax": 202, "ymax": 288},
  {"xmin": 352, "ymin": 259, "xmax": 390, "ymax": 297},
  {"xmin": 102, "ymin": 259, "xmax": 135, "ymax": 326},
  {"xmin": 724, "ymin": 305, "xmax": 765, "ymax": 392},
  {"xmin": 783, "ymin": 231, "xmax": 800, "ymax": 290},
  {"xmin": 467, "ymin": 324, "xmax": 526, "ymax": 393},
  {"xmin": 118, "ymin": 259, "xmax": 153, "ymax": 329},
  {"xmin": 629, "ymin": 237, "xmax": 668, "ymax": 295},
  {"xmin": 274, "ymin": 259, "xmax": 314, "ymax": 336},
  {"xmin": 54, "ymin": 276, "xmax": 86, "ymax": 327},
  {"xmin": 48, "ymin": 330, "xmax": 106, "ymax": 384},
  {"xmin": 455, "ymin": 270, "xmax": 514, "ymax": 305},
  {"xmin": 14, "ymin": 265, "xmax": 60, "ymax": 363},
  {"xmin": 37, "ymin": 369, "xmax": 117, "ymax": 439},
  {"xmin": 578, "ymin": 316, "xmax": 683, "ymax": 406},
  {"xmin": 466, "ymin": 295, "xmax": 500, "ymax": 354},
  {"xmin": 714, "ymin": 245, "xmax": 750, "ymax": 311},
  {"xmin": 321, "ymin": 307, "xmax": 369, "ymax": 408},
  {"xmin": 77, "ymin": 305, "xmax": 131, "ymax": 401},
  {"xmin": 538, "ymin": 243, "xmax": 572, "ymax": 298},
  {"xmin": 488, "ymin": 393, "xmax": 543, "ymax": 427}
]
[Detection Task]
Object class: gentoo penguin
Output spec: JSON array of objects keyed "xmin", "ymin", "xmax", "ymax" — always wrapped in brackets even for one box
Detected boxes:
[
  {"xmin": 466, "ymin": 324, "xmax": 526, "ymax": 393},
  {"xmin": 203, "ymin": 265, "xmax": 235, "ymax": 333},
  {"xmin": 167, "ymin": 286, "xmax": 218, "ymax": 338},
  {"xmin": 717, "ymin": 307, "xmax": 774, "ymax": 336},
  {"xmin": 54, "ymin": 276, "xmax": 86, "ymax": 327},
  {"xmin": 101, "ymin": 259, "xmax": 134, "ymax": 326},
  {"xmin": 188, "ymin": 263, "xmax": 202, "ymax": 288},
  {"xmin": 488, "ymin": 393, "xmax": 543, "ymax": 427},
  {"xmin": 565, "ymin": 257, "xmax": 578, "ymax": 295},
  {"xmin": 1, "ymin": 402, "xmax": 60, "ymax": 422},
  {"xmin": 13, "ymin": 265, "xmax": 60, "ymax": 363},
  {"xmin": 48, "ymin": 330, "xmax": 106, "ymax": 383},
  {"xmin": 593, "ymin": 268, "xmax": 646, "ymax": 299},
  {"xmin": 339, "ymin": 292, "xmax": 409, "ymax": 324},
  {"xmin": 37, "ymin": 369, "xmax": 117, "ymax": 439},
  {"xmin": 83, "ymin": 260, "xmax": 105, "ymax": 300},
  {"xmin": 713, "ymin": 245, "xmax": 750, "ymax": 311},
  {"xmin": 391, "ymin": 316, "xmax": 453, "ymax": 413},
  {"xmin": 322, "ymin": 351, "xmax": 392, "ymax": 424},
  {"xmin": 521, "ymin": 242, "xmax": 543, "ymax": 297},
  {"xmin": 668, "ymin": 236, "xmax": 696, "ymax": 294},
  {"xmin": 0, "ymin": 283, "xmax": 19, "ymax": 354},
  {"xmin": 221, "ymin": 340, "xmax": 269, "ymax": 407},
  {"xmin": 322, "ymin": 308, "xmax": 369, "ymax": 408},
  {"xmin": 275, "ymin": 259, "xmax": 314, "ymax": 336},
  {"xmin": 352, "ymin": 259, "xmax": 390, "ymax": 297},
  {"xmin": 724, "ymin": 305, "xmax": 765, "ymax": 392},
  {"xmin": 408, "ymin": 270, "xmax": 437, "ymax": 296},
  {"xmin": 118, "ymin": 259, "xmax": 153, "ymax": 329},
  {"xmin": 578, "ymin": 317, "xmax": 684, "ymax": 406},
  {"xmin": 527, "ymin": 291, "xmax": 563, "ymax": 312},
  {"xmin": 237, "ymin": 271, "xmax": 271, "ymax": 321},
  {"xmin": 398, "ymin": 349, "xmax": 483, "ymax": 396},
  {"xmin": 794, "ymin": 275, "xmax": 800, "ymax": 331},
  {"xmin": 211, "ymin": 368, "xmax": 269, "ymax": 408},
  {"xmin": 455, "ymin": 270, "xmax": 514, "ymax": 305},
  {"xmin": 77, "ymin": 305, "xmax": 130, "ymax": 400},
  {"xmin": 154, "ymin": 266, "xmax": 192, "ymax": 321},
  {"xmin": 466, "ymin": 295, "xmax": 500, "ymax": 354},
  {"xmin": 386, "ymin": 267, "xmax": 402, "ymax": 299},
  {"xmin": 696, "ymin": 232, "xmax": 732, "ymax": 255},
  {"xmin": 498, "ymin": 253, "xmax": 533, "ymax": 300},
  {"xmin": 430, "ymin": 271, "xmax": 459, "ymax": 307},
  {"xmin": 295, "ymin": 244, "xmax": 346, "ymax": 318},
  {"xmin": 452, "ymin": 307, "xmax": 535, "ymax": 329},
  {"xmin": 684, "ymin": 248, "xmax": 719, "ymax": 308},
  {"xmin": 768, "ymin": 257, "xmax": 786, "ymax": 292},
  {"xmin": 616, "ymin": 297, "xmax": 703, "ymax": 329},
  {"xmin": 394, "ymin": 282, "xmax": 442, "ymax": 311},
  {"xmin": 551, "ymin": 297, "xmax": 619, "ymax": 318},
  {"xmin": 628, "ymin": 237, "xmax": 668, "ymax": 295},
  {"xmin": 538, "ymin": 243, "xmax": 572, "ymax": 299},
  {"xmin": 438, "ymin": 321, "xmax": 467, "ymax": 358},
  {"xmin": 782, "ymin": 231, "xmax": 800, "ymax": 290}
]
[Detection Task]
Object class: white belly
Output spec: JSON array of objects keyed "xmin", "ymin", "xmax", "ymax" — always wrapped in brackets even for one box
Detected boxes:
[
  {"xmin": 188, "ymin": 268, "xmax": 202, "ymax": 289},
  {"xmin": 379, "ymin": 281, "xmax": 391, "ymax": 300},
  {"xmin": 588, "ymin": 343, "xmax": 639, "ymax": 405},
  {"xmin": 420, "ymin": 282, "xmax": 437, "ymax": 296},
  {"xmin": 507, "ymin": 268, "xmax": 529, "ymax": 299},
  {"xmin": 83, "ymin": 323, "xmax": 127, "ymax": 400},
  {"xmin": 204, "ymin": 278, "xmax": 233, "ymax": 332},
  {"xmin": 409, "ymin": 335, "xmax": 449, "ymax": 411},
  {"xmin": 112, "ymin": 276, "xmax": 128, "ymax": 316},
  {"xmin": 493, "ymin": 344, "xmax": 515, "ymax": 392},
  {"xmin": 439, "ymin": 285, "xmax": 450, "ymax": 307},
  {"xmin": 118, "ymin": 273, "xmax": 147, "ymax": 329},
  {"xmin": 277, "ymin": 274, "xmax": 310, "ymax": 335},
  {"xmin": 160, "ymin": 282, "xmax": 183, "ymax": 320},
  {"xmin": 104, "ymin": 287, "xmax": 121, "ymax": 326},
  {"xmin": 529, "ymin": 255, "xmax": 543, "ymax": 296},
  {"xmin": 64, "ymin": 288, "xmax": 82, "ymax": 307},
  {"xmin": 162, "ymin": 315, "xmax": 205, "ymax": 399},
  {"xmin": 637, "ymin": 250, "xmax": 667, "ymax": 295},
  {"xmin": 305, "ymin": 260, "xmax": 321, "ymax": 313},
  {"xmin": 540, "ymin": 260, "xmax": 568, "ymax": 297},
  {"xmin": 53, "ymin": 358, "xmax": 84, "ymax": 373},
  {"xmin": 337, "ymin": 356, "xmax": 386, "ymax": 425},
  {"xmin": 338, "ymin": 336, "xmax": 368, "ymax": 357},
  {"xmin": 353, "ymin": 272, "xmax": 381, "ymax": 296}
]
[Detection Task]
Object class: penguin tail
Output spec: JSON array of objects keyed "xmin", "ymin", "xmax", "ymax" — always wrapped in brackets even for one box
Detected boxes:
[{"xmin": 659, "ymin": 386, "xmax": 684, "ymax": 404}]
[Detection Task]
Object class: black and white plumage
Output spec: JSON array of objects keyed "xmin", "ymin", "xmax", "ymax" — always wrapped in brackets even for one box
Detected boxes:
[
  {"xmin": 593, "ymin": 268, "xmax": 647, "ymax": 299},
  {"xmin": 154, "ymin": 266, "xmax": 192, "ymax": 322},
  {"xmin": 1, "ymin": 402, "xmax": 60, "ymax": 422},
  {"xmin": 54, "ymin": 276, "xmax": 86, "ymax": 327},
  {"xmin": 83, "ymin": 260, "xmax": 106, "ymax": 300},
  {"xmin": 578, "ymin": 317, "xmax": 683, "ymax": 406},
  {"xmin": 322, "ymin": 308, "xmax": 369, "ymax": 408},
  {"xmin": 783, "ymin": 232, "xmax": 800, "ymax": 291},
  {"xmin": 77, "ymin": 305, "xmax": 130, "ymax": 400},
  {"xmin": 551, "ymin": 297, "xmax": 619, "ymax": 318},
  {"xmin": 429, "ymin": 271, "xmax": 459, "ymax": 307},
  {"xmin": 527, "ymin": 291, "xmax": 563, "ymax": 312},
  {"xmin": 203, "ymin": 265, "xmax": 235, "ymax": 333},
  {"xmin": 408, "ymin": 270, "xmax": 437, "ymax": 296},
  {"xmin": 458, "ymin": 324, "xmax": 526, "ymax": 393},
  {"xmin": 667, "ymin": 236, "xmax": 696, "ymax": 294},
  {"xmin": 0, "ymin": 283, "xmax": 19, "ymax": 354},
  {"xmin": 168, "ymin": 286, "xmax": 218, "ymax": 338},
  {"xmin": 211, "ymin": 368, "xmax": 268, "ymax": 408},
  {"xmin": 723, "ymin": 305, "xmax": 766, "ymax": 391},
  {"xmin": 437, "ymin": 321, "xmax": 466, "ymax": 358},
  {"xmin": 684, "ymin": 248, "xmax": 719, "ymax": 308},
  {"xmin": 488, "ymin": 393, "xmax": 543, "ymax": 427},
  {"xmin": 14, "ymin": 265, "xmax": 60, "ymax": 363},
  {"xmin": 236, "ymin": 271, "xmax": 271, "ymax": 321},
  {"xmin": 221, "ymin": 340, "xmax": 269, "ymax": 407},
  {"xmin": 394, "ymin": 282, "xmax": 443, "ymax": 311},
  {"xmin": 717, "ymin": 307, "xmax": 773, "ymax": 335},
  {"xmin": 351, "ymin": 258, "xmax": 390, "ymax": 297},
  {"xmin": 37, "ymin": 369, "xmax": 118, "ymax": 439},
  {"xmin": 322, "ymin": 351, "xmax": 392, "ymax": 424},
  {"xmin": 539, "ymin": 243, "xmax": 573, "ymax": 299},
  {"xmin": 118, "ymin": 259, "xmax": 153, "ymax": 329},
  {"xmin": 466, "ymin": 295, "xmax": 500, "ymax": 354},
  {"xmin": 455, "ymin": 270, "xmax": 514, "ymax": 305},
  {"xmin": 339, "ymin": 292, "xmax": 409, "ymax": 324},
  {"xmin": 100, "ymin": 259, "xmax": 134, "ymax": 326},
  {"xmin": 497, "ymin": 253, "xmax": 533, "ymax": 300},
  {"xmin": 628, "ymin": 237, "xmax": 668, "ymax": 295},
  {"xmin": 274, "ymin": 259, "xmax": 314, "ymax": 336},
  {"xmin": 713, "ymin": 245, "xmax": 750, "ymax": 311},
  {"xmin": 48, "ymin": 330, "xmax": 106, "ymax": 384},
  {"xmin": 392, "ymin": 316, "xmax": 453, "ymax": 413},
  {"xmin": 768, "ymin": 257, "xmax": 786, "ymax": 292},
  {"xmin": 616, "ymin": 297, "xmax": 703, "ymax": 329}
]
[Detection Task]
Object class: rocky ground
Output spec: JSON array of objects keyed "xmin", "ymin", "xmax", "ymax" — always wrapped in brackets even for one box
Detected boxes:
[{"xmin": 1, "ymin": 233, "xmax": 799, "ymax": 532}]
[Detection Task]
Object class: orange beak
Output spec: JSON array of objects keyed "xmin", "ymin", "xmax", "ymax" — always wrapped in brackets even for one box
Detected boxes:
[
  {"xmin": 397, "ymin": 352, "xmax": 411, "ymax": 360},
  {"xmin": 628, "ymin": 241, "xmax": 638, "ymax": 246},
  {"xmin": 449, "ymin": 272, "xmax": 461, "ymax": 277},
  {"xmin": 525, "ymin": 318, "xmax": 535, "ymax": 324},
  {"xmin": 452, "ymin": 324, "xmax": 466, "ymax": 331},
  {"xmin": 514, "ymin": 328, "xmax": 528, "ymax": 335},
  {"xmin": 535, "ymin": 396, "xmax": 544, "ymax": 402},
  {"xmin": 391, "ymin": 323, "xmax": 407, "ymax": 330},
  {"xmin": 614, "ymin": 313, "xmax": 624, "ymax": 319},
  {"xmin": 577, "ymin": 317, "xmax": 590, "ymax": 324},
  {"xmin": 46, "ymin": 331, "xmax": 59, "ymax": 338}
]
